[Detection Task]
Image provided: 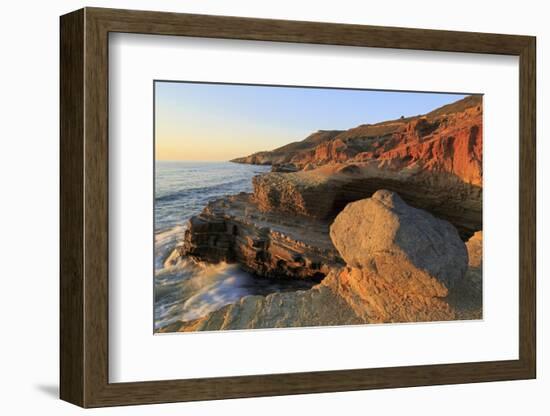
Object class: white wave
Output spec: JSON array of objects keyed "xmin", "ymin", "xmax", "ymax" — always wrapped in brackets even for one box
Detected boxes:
[
  {"xmin": 154, "ymin": 259, "xmax": 253, "ymax": 328},
  {"xmin": 178, "ymin": 263, "xmax": 251, "ymax": 322},
  {"xmin": 155, "ymin": 224, "xmax": 186, "ymax": 248},
  {"xmin": 154, "ymin": 225, "xmax": 186, "ymax": 271}
]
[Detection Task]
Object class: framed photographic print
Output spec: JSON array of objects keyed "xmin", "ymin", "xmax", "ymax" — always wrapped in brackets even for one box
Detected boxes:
[{"xmin": 60, "ymin": 7, "xmax": 536, "ymax": 407}]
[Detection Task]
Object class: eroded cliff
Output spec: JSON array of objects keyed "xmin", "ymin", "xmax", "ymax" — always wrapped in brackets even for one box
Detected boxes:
[{"xmin": 233, "ymin": 95, "xmax": 482, "ymax": 186}]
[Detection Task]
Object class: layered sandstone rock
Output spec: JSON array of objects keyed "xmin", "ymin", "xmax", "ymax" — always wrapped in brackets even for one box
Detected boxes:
[
  {"xmin": 252, "ymin": 162, "xmax": 481, "ymax": 239},
  {"xmin": 177, "ymin": 193, "xmax": 343, "ymax": 280},
  {"xmin": 231, "ymin": 95, "xmax": 483, "ymax": 239},
  {"xmin": 231, "ymin": 130, "xmax": 343, "ymax": 166},
  {"xmin": 162, "ymin": 191, "xmax": 478, "ymax": 332},
  {"xmin": 233, "ymin": 95, "xmax": 482, "ymax": 186},
  {"xmin": 372, "ymin": 105, "xmax": 482, "ymax": 186}
]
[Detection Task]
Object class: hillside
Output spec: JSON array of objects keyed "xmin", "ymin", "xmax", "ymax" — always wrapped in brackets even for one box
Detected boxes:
[{"xmin": 232, "ymin": 94, "xmax": 483, "ymax": 185}]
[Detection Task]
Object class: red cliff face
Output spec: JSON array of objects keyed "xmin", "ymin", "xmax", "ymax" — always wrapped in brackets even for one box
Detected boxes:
[
  {"xmin": 313, "ymin": 138, "xmax": 356, "ymax": 163},
  {"xmin": 374, "ymin": 105, "xmax": 483, "ymax": 186},
  {"xmin": 234, "ymin": 95, "xmax": 483, "ymax": 187},
  {"xmin": 300, "ymin": 100, "xmax": 483, "ymax": 186}
]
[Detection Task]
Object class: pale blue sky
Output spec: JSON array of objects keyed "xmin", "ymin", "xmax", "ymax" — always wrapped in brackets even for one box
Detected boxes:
[{"xmin": 155, "ymin": 81, "xmax": 466, "ymax": 161}]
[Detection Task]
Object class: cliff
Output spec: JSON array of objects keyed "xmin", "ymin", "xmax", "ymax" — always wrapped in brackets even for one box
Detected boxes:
[
  {"xmin": 231, "ymin": 130, "xmax": 343, "ymax": 166},
  {"xmin": 160, "ymin": 191, "xmax": 481, "ymax": 332},
  {"xmin": 232, "ymin": 95, "xmax": 482, "ymax": 186}
]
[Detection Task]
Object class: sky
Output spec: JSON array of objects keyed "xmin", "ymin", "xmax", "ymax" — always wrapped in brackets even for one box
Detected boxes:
[{"xmin": 155, "ymin": 81, "xmax": 467, "ymax": 161}]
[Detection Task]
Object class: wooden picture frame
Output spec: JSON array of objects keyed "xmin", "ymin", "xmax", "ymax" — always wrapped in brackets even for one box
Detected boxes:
[{"xmin": 60, "ymin": 7, "xmax": 536, "ymax": 408}]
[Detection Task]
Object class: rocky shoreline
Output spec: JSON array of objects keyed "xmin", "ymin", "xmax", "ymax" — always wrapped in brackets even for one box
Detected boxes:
[
  {"xmin": 160, "ymin": 191, "xmax": 482, "ymax": 332},
  {"xmin": 158, "ymin": 95, "xmax": 483, "ymax": 332},
  {"xmin": 167, "ymin": 192, "xmax": 343, "ymax": 280}
]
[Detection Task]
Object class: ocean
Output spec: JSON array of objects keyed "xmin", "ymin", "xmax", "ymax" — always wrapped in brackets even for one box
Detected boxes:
[{"xmin": 154, "ymin": 161, "xmax": 315, "ymax": 331}]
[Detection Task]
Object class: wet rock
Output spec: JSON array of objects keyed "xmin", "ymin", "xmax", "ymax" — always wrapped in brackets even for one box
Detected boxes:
[{"xmin": 181, "ymin": 193, "xmax": 342, "ymax": 280}]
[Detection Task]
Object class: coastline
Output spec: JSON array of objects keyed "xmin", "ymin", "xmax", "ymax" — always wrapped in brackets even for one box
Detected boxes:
[{"xmin": 156, "ymin": 95, "xmax": 483, "ymax": 332}]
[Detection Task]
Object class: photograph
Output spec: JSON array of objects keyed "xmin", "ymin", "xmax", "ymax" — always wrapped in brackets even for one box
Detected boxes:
[{"xmin": 153, "ymin": 82, "xmax": 483, "ymax": 333}]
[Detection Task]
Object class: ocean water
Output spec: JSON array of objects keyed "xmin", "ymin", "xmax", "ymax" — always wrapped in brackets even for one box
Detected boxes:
[{"xmin": 154, "ymin": 161, "xmax": 315, "ymax": 331}]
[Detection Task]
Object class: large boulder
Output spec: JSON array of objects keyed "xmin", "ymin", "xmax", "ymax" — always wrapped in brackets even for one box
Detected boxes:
[{"xmin": 329, "ymin": 190, "xmax": 468, "ymax": 289}]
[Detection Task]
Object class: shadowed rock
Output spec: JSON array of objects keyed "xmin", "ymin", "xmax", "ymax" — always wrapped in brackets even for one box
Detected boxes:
[{"xmin": 446, "ymin": 231, "xmax": 483, "ymax": 319}]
